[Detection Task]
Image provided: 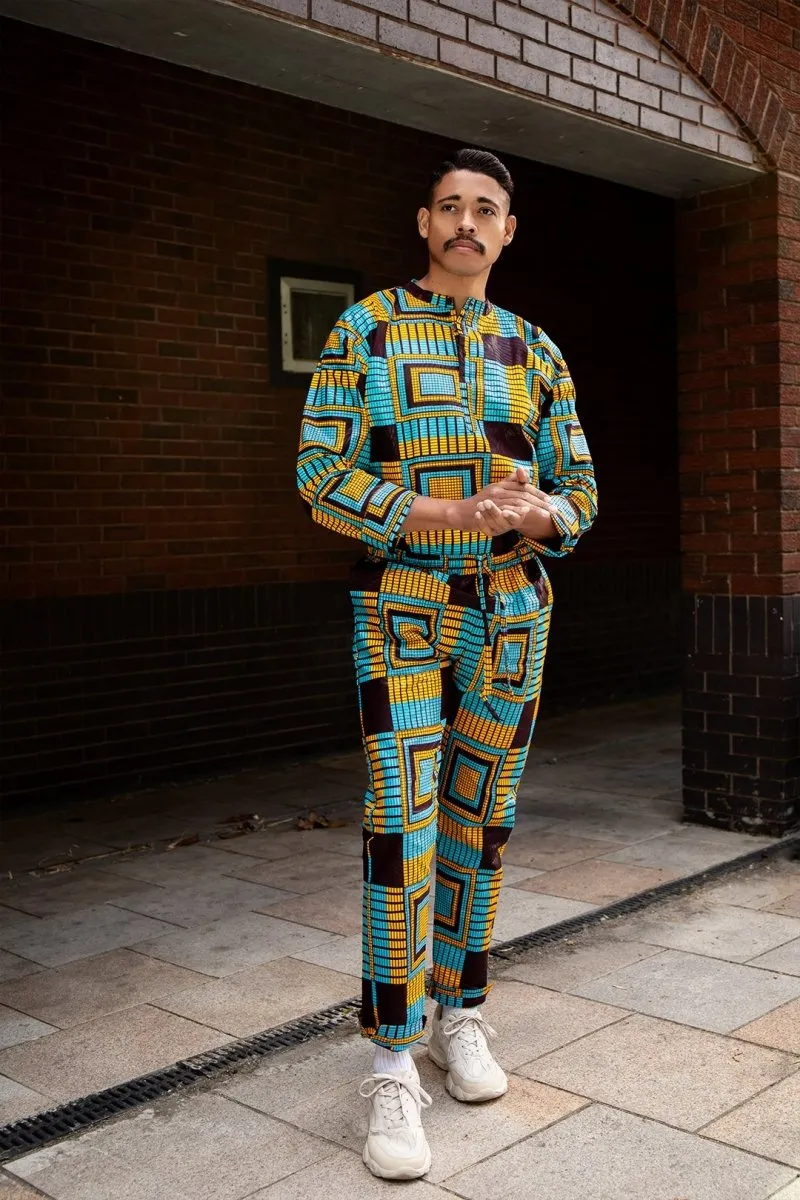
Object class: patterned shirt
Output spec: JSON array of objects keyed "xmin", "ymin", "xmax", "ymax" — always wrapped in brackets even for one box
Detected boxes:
[{"xmin": 297, "ymin": 280, "xmax": 597, "ymax": 567}]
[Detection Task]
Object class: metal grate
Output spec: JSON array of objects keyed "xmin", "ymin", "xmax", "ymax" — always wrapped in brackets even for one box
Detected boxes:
[
  {"xmin": 0, "ymin": 1000, "xmax": 359, "ymax": 1162},
  {"xmin": 1, "ymin": 830, "xmax": 797, "ymax": 1163}
]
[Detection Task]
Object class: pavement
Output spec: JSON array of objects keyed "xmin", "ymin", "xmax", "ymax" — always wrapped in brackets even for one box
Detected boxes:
[
  {"xmin": 0, "ymin": 855, "xmax": 798, "ymax": 1198},
  {"xmin": 1, "ymin": 693, "xmax": 799, "ymax": 1197}
]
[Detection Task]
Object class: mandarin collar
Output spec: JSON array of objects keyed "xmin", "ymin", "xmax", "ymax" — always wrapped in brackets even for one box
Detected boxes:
[{"xmin": 405, "ymin": 279, "xmax": 492, "ymax": 321}]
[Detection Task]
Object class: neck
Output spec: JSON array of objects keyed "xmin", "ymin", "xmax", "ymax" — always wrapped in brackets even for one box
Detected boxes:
[{"xmin": 416, "ymin": 262, "xmax": 490, "ymax": 312}]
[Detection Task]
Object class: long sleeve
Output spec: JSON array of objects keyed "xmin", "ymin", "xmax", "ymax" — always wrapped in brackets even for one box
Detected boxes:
[
  {"xmin": 296, "ymin": 315, "xmax": 416, "ymax": 552},
  {"xmin": 526, "ymin": 341, "xmax": 597, "ymax": 558}
]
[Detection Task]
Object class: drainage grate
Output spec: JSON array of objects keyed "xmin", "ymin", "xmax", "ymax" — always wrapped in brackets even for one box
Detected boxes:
[
  {"xmin": 0, "ymin": 999, "xmax": 359, "ymax": 1162},
  {"xmin": 488, "ymin": 830, "xmax": 800, "ymax": 959},
  {"xmin": 2, "ymin": 830, "xmax": 798, "ymax": 1163}
]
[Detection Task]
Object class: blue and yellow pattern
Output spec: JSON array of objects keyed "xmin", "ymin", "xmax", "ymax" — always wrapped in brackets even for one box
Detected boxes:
[
  {"xmin": 297, "ymin": 281, "xmax": 596, "ymax": 566},
  {"xmin": 297, "ymin": 281, "xmax": 596, "ymax": 1047},
  {"xmin": 352, "ymin": 557, "xmax": 552, "ymax": 1046}
]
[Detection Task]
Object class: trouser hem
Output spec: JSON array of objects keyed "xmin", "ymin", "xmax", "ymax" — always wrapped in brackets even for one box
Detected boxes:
[
  {"xmin": 429, "ymin": 988, "xmax": 488, "ymax": 1009},
  {"xmin": 362, "ymin": 1026, "xmax": 427, "ymax": 1049}
]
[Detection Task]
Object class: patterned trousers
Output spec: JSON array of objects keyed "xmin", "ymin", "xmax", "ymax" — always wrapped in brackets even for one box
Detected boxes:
[{"xmin": 350, "ymin": 555, "xmax": 552, "ymax": 1049}]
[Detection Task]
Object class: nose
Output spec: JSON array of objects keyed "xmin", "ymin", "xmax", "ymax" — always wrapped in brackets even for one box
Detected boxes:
[{"xmin": 457, "ymin": 211, "xmax": 477, "ymax": 235}]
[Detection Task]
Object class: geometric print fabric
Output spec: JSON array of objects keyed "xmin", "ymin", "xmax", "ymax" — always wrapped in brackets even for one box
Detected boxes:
[
  {"xmin": 353, "ymin": 558, "xmax": 552, "ymax": 1048},
  {"xmin": 297, "ymin": 281, "xmax": 597, "ymax": 567}
]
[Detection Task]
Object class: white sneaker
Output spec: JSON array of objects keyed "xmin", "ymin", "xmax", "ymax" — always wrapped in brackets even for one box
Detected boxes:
[
  {"xmin": 359, "ymin": 1069, "xmax": 433, "ymax": 1180},
  {"xmin": 428, "ymin": 1004, "xmax": 508, "ymax": 1102}
]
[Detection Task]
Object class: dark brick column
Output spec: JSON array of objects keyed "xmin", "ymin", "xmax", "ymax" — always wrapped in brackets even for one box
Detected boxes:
[{"xmin": 677, "ymin": 173, "xmax": 800, "ymax": 837}]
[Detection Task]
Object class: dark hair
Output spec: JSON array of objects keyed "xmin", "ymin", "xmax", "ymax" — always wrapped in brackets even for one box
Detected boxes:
[{"xmin": 428, "ymin": 148, "xmax": 514, "ymax": 206}]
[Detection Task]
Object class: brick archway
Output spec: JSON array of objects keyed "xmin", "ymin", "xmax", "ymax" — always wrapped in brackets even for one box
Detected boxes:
[{"xmin": 610, "ymin": 0, "xmax": 793, "ymax": 166}]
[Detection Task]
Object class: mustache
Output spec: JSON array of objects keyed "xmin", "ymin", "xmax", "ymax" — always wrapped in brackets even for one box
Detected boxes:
[{"xmin": 444, "ymin": 236, "xmax": 486, "ymax": 254}]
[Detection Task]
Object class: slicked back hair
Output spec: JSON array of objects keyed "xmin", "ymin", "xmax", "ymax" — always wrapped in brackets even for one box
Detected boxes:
[{"xmin": 427, "ymin": 148, "xmax": 514, "ymax": 207}]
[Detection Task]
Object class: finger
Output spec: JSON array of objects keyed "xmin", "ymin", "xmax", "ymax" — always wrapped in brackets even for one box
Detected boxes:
[{"xmin": 514, "ymin": 466, "xmax": 530, "ymax": 485}]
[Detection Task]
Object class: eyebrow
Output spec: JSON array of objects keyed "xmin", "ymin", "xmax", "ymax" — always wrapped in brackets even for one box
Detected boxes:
[{"xmin": 437, "ymin": 193, "xmax": 502, "ymax": 207}]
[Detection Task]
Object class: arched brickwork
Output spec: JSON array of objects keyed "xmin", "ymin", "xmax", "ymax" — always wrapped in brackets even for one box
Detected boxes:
[
  {"xmin": 242, "ymin": 0, "xmax": 762, "ymax": 171},
  {"xmin": 609, "ymin": 0, "xmax": 793, "ymax": 167}
]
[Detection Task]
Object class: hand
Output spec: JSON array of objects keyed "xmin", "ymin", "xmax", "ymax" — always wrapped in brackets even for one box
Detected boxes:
[
  {"xmin": 475, "ymin": 499, "xmax": 526, "ymax": 536},
  {"xmin": 448, "ymin": 469, "xmax": 559, "ymax": 533}
]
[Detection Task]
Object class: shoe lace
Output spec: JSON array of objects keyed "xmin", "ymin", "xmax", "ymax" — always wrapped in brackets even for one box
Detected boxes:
[
  {"xmin": 358, "ymin": 1073, "xmax": 432, "ymax": 1127},
  {"xmin": 441, "ymin": 1010, "xmax": 497, "ymax": 1058}
]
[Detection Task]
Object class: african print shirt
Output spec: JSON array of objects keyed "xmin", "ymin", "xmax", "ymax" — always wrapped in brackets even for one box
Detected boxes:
[{"xmin": 297, "ymin": 281, "xmax": 597, "ymax": 565}]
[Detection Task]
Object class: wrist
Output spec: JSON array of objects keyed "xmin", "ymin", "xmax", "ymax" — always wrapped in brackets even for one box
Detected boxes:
[{"xmin": 445, "ymin": 498, "xmax": 472, "ymax": 530}]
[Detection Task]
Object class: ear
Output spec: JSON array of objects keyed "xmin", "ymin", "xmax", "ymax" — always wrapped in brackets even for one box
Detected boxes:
[
  {"xmin": 417, "ymin": 206, "xmax": 430, "ymax": 239},
  {"xmin": 503, "ymin": 213, "xmax": 517, "ymax": 246}
]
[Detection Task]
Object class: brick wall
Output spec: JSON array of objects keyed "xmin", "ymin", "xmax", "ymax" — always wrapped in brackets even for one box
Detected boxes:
[
  {"xmin": 675, "ymin": 168, "xmax": 800, "ymax": 833},
  {"xmin": 676, "ymin": 171, "xmax": 795, "ymax": 598},
  {"xmin": 1, "ymin": 19, "xmax": 678, "ymax": 600},
  {"xmin": 258, "ymin": 0, "xmax": 756, "ymax": 163},
  {"xmin": 1, "ymin": 20, "xmax": 679, "ymax": 799}
]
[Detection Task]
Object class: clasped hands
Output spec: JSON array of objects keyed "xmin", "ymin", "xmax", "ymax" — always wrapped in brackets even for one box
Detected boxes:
[{"xmin": 452, "ymin": 468, "xmax": 559, "ymax": 538}]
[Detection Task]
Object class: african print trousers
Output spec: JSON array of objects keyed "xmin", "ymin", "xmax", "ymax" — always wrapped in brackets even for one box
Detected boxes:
[{"xmin": 350, "ymin": 555, "xmax": 552, "ymax": 1049}]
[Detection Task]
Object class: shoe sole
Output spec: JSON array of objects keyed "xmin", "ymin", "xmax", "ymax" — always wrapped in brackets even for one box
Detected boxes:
[
  {"xmin": 362, "ymin": 1147, "xmax": 431, "ymax": 1180},
  {"xmin": 427, "ymin": 1039, "xmax": 509, "ymax": 1103}
]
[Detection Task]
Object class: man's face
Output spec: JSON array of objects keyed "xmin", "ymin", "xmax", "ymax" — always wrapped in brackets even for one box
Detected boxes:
[{"xmin": 417, "ymin": 169, "xmax": 516, "ymax": 278}]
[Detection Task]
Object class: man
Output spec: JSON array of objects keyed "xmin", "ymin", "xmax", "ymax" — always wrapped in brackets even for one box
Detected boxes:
[{"xmin": 297, "ymin": 147, "xmax": 596, "ymax": 1180}]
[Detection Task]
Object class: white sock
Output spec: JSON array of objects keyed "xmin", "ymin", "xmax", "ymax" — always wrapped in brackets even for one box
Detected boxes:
[
  {"xmin": 373, "ymin": 1046, "xmax": 415, "ymax": 1076},
  {"xmin": 440, "ymin": 1004, "xmax": 461, "ymax": 1021}
]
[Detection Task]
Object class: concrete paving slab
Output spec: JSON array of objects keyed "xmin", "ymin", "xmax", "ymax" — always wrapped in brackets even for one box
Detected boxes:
[
  {"xmin": 767, "ymin": 1181, "xmax": 800, "ymax": 1199},
  {"xmin": 6, "ymin": 1093, "xmax": 335, "ymax": 1200},
  {"xmin": 199, "ymin": 831, "xmax": 296, "ymax": 861},
  {"xmin": 750, "ymin": 939, "xmax": 800, "ymax": 977},
  {"xmin": 130, "ymin": 911, "xmax": 335, "ymax": 976},
  {"xmin": 519, "ymin": 1012, "xmax": 797, "ymax": 1129},
  {"xmin": 219, "ymin": 1032, "xmax": 367, "ymax": 1115},
  {"xmin": 0, "ymin": 1074, "xmax": 53, "ymax": 1125},
  {"xmin": 0, "ymin": 1005, "xmax": 231, "ymax": 1103},
  {"xmin": 0, "ymin": 871, "xmax": 165, "ymax": 918},
  {"xmin": 482, "ymin": 980, "xmax": 628, "ymax": 1070},
  {"xmin": 0, "ymin": 1177, "xmax": 49, "ymax": 1199},
  {"xmin": 623, "ymin": 904, "xmax": 800, "ymax": 962},
  {"xmin": 0, "ymin": 952, "xmax": 41, "ymax": 985},
  {"xmin": 601, "ymin": 829, "xmax": 770, "ymax": 873},
  {"xmin": 419, "ymin": 1061, "xmax": 588, "ymax": 1184},
  {"xmin": 523, "ymin": 761, "xmax": 679, "ymax": 797},
  {"xmin": 215, "ymin": 826, "xmax": 364, "ymax": 861},
  {"xmin": 0, "ymin": 836, "xmax": 119, "ymax": 877},
  {"xmin": 703, "ymin": 1071, "xmax": 800, "ymax": 1169},
  {"xmin": 527, "ymin": 809, "xmax": 677, "ymax": 844},
  {"xmin": 502, "ymin": 831, "xmax": 627, "ymax": 871},
  {"xmin": 109, "ymin": 876, "xmax": 291, "ymax": 927},
  {"xmin": 0, "ymin": 905, "xmax": 179, "ymax": 968},
  {"xmin": 734, "ymin": 998, "xmax": 800, "ymax": 1054},
  {"xmin": 442, "ymin": 1103, "xmax": 796, "ymax": 1199},
  {"xmin": 766, "ymin": 892, "xmax": 800, "ymax": 918},
  {"xmin": 259, "ymin": 884, "xmax": 362, "ymax": 936},
  {"xmin": 0, "ymin": 949, "xmax": 209, "ymax": 1028},
  {"xmin": 224, "ymin": 850, "xmax": 363, "ymax": 895},
  {"xmin": 0, "ymin": 908, "xmax": 46, "ymax": 941},
  {"xmin": 497, "ymin": 864, "xmax": 547, "ymax": 886},
  {"xmin": 703, "ymin": 868, "xmax": 800, "ymax": 912},
  {"xmin": 246, "ymin": 1148, "xmax": 452, "ymax": 1198},
  {"xmin": 278, "ymin": 1052, "xmax": 588, "ymax": 1185},
  {"xmin": 289, "ymin": 934, "xmax": 362, "ymax": 978},
  {"xmin": 155, "ymin": 957, "xmax": 358, "ymax": 1035},
  {"xmin": 513, "ymin": 860, "xmax": 680, "ymax": 904},
  {"xmin": 572, "ymin": 950, "xmax": 800, "ymax": 1033},
  {"xmin": 0, "ymin": 1005, "xmax": 56, "ymax": 1050},
  {"xmin": 490, "ymin": 888, "xmax": 595, "ymax": 944},
  {"xmin": 100, "ymin": 845, "xmax": 268, "ymax": 886},
  {"xmin": 498, "ymin": 937, "xmax": 662, "ymax": 992}
]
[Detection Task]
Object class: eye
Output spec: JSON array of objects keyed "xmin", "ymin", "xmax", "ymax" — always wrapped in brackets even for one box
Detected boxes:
[
  {"xmin": 480, "ymin": 207, "xmax": 497, "ymax": 217},
  {"xmin": 441, "ymin": 204, "xmax": 456, "ymax": 212}
]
